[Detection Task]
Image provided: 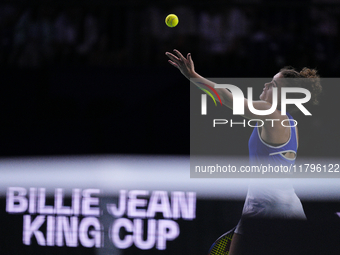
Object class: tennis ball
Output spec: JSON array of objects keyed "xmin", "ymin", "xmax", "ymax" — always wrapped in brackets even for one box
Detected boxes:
[{"xmin": 165, "ymin": 14, "xmax": 179, "ymax": 28}]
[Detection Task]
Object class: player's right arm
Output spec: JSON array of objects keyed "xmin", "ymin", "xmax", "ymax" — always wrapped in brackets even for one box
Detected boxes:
[{"xmin": 165, "ymin": 49, "xmax": 280, "ymax": 121}]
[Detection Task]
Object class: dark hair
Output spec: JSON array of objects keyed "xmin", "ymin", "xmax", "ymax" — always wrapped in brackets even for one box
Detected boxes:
[{"xmin": 279, "ymin": 66, "xmax": 322, "ymax": 113}]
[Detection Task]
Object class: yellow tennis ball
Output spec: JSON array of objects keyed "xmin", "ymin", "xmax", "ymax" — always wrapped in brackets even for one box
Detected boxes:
[{"xmin": 165, "ymin": 14, "xmax": 179, "ymax": 28}]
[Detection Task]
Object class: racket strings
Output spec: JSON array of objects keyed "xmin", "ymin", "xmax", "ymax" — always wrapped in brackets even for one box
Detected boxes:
[{"xmin": 209, "ymin": 230, "xmax": 234, "ymax": 255}]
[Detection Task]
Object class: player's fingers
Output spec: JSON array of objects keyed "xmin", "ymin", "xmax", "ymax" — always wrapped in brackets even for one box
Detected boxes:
[
  {"xmin": 188, "ymin": 53, "xmax": 194, "ymax": 65},
  {"xmin": 165, "ymin": 52, "xmax": 180, "ymax": 60},
  {"xmin": 166, "ymin": 52, "xmax": 180, "ymax": 63},
  {"xmin": 168, "ymin": 60, "xmax": 179, "ymax": 68},
  {"xmin": 173, "ymin": 49, "xmax": 186, "ymax": 61}
]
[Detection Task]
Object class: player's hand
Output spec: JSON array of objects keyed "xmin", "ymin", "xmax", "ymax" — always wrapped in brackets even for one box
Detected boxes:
[{"xmin": 165, "ymin": 49, "xmax": 195, "ymax": 79}]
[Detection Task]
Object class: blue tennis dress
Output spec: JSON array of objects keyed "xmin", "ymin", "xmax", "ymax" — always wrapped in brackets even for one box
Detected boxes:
[{"xmin": 234, "ymin": 113, "xmax": 306, "ymax": 235}]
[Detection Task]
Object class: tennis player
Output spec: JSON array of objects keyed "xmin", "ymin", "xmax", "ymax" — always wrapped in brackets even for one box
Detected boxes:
[{"xmin": 166, "ymin": 49, "xmax": 322, "ymax": 255}]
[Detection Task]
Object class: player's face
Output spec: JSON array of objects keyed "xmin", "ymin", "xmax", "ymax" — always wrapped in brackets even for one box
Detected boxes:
[{"xmin": 260, "ymin": 72, "xmax": 283, "ymax": 104}]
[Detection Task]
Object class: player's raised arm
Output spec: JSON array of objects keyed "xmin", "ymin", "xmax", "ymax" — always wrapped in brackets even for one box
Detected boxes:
[{"xmin": 165, "ymin": 49, "xmax": 281, "ymax": 120}]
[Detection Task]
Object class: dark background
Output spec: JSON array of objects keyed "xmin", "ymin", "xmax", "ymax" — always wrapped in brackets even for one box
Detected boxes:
[{"xmin": 1, "ymin": 0, "xmax": 340, "ymax": 157}]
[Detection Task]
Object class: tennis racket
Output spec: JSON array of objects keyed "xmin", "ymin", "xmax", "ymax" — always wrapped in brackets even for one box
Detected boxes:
[{"xmin": 208, "ymin": 227, "xmax": 236, "ymax": 255}]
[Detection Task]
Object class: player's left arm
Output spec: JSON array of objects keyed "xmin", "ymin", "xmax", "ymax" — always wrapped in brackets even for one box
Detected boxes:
[{"xmin": 166, "ymin": 50, "xmax": 282, "ymax": 121}]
